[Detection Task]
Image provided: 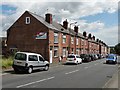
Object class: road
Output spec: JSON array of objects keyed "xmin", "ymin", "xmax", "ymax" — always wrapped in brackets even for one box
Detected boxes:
[{"xmin": 2, "ymin": 58, "xmax": 118, "ymax": 88}]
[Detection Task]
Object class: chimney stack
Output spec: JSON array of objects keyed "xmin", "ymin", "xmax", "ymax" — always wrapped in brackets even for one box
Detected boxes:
[
  {"xmin": 83, "ymin": 31, "xmax": 87, "ymax": 37},
  {"xmin": 45, "ymin": 13, "xmax": 52, "ymax": 24},
  {"xmin": 88, "ymin": 33, "xmax": 92, "ymax": 39},
  {"xmin": 74, "ymin": 26, "xmax": 78, "ymax": 33},
  {"xmin": 92, "ymin": 36, "xmax": 95, "ymax": 40},
  {"xmin": 63, "ymin": 19, "xmax": 68, "ymax": 29}
]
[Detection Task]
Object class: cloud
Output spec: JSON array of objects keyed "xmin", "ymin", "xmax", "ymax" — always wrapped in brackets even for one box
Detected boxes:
[
  {"xmin": 1, "ymin": 1, "xmax": 118, "ymax": 46},
  {"xmin": 92, "ymin": 26, "xmax": 118, "ymax": 46}
]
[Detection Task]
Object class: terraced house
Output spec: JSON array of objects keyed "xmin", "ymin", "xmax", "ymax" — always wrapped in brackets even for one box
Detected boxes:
[{"xmin": 6, "ymin": 11, "xmax": 110, "ymax": 63}]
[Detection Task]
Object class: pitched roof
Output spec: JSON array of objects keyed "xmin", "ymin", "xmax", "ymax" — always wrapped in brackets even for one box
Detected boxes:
[
  {"xmin": 28, "ymin": 11, "xmax": 85, "ymax": 37},
  {"xmin": 28, "ymin": 11, "xmax": 59, "ymax": 31}
]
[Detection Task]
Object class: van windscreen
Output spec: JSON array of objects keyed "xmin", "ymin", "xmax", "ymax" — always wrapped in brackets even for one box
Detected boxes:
[{"xmin": 15, "ymin": 53, "xmax": 27, "ymax": 61}]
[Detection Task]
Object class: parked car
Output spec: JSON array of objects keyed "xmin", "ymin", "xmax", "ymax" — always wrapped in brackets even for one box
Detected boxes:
[
  {"xmin": 106, "ymin": 54, "xmax": 117, "ymax": 64},
  {"xmin": 66, "ymin": 54, "xmax": 82, "ymax": 64},
  {"xmin": 12, "ymin": 52, "xmax": 49, "ymax": 74},
  {"xmin": 80, "ymin": 54, "xmax": 91, "ymax": 62},
  {"xmin": 97, "ymin": 54, "xmax": 101, "ymax": 59},
  {"xmin": 88, "ymin": 54, "xmax": 96, "ymax": 61}
]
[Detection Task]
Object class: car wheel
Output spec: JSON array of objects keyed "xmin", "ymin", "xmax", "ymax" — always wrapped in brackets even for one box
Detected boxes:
[
  {"xmin": 28, "ymin": 67, "xmax": 33, "ymax": 74},
  {"xmin": 44, "ymin": 65, "xmax": 49, "ymax": 71},
  {"xmin": 76, "ymin": 61, "xmax": 79, "ymax": 65}
]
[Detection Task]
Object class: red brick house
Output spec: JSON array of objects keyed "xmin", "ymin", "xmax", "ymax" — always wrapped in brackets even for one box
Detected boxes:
[
  {"xmin": 6, "ymin": 11, "xmax": 84, "ymax": 63},
  {"xmin": 6, "ymin": 11, "xmax": 109, "ymax": 63}
]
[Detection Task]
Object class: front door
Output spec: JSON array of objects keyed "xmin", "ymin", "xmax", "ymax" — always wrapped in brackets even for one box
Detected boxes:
[{"xmin": 50, "ymin": 50, "xmax": 52, "ymax": 63}]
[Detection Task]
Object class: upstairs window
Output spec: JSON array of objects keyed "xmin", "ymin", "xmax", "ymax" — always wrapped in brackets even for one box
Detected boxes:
[
  {"xmin": 26, "ymin": 17, "xmax": 30, "ymax": 24},
  {"xmin": 54, "ymin": 33, "xmax": 58, "ymax": 43},
  {"xmin": 63, "ymin": 34, "xmax": 66, "ymax": 43}
]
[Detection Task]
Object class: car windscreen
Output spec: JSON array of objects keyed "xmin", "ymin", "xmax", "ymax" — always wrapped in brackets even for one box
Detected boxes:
[
  {"xmin": 107, "ymin": 55, "xmax": 114, "ymax": 59},
  {"xmin": 67, "ymin": 55, "xmax": 75, "ymax": 58},
  {"xmin": 15, "ymin": 53, "xmax": 27, "ymax": 61}
]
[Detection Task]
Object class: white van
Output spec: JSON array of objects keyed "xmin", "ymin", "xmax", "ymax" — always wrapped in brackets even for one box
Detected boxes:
[{"xmin": 12, "ymin": 52, "xmax": 49, "ymax": 74}]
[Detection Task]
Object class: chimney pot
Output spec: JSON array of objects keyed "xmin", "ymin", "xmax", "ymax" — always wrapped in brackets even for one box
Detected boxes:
[
  {"xmin": 63, "ymin": 19, "xmax": 68, "ymax": 29},
  {"xmin": 74, "ymin": 26, "xmax": 78, "ymax": 33},
  {"xmin": 45, "ymin": 13, "xmax": 52, "ymax": 24}
]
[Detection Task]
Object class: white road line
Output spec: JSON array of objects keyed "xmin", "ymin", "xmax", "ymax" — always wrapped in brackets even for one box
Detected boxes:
[
  {"xmin": 65, "ymin": 70, "xmax": 79, "ymax": 75},
  {"xmin": 94, "ymin": 63, "xmax": 99, "ymax": 66},
  {"xmin": 16, "ymin": 76, "xmax": 55, "ymax": 88}
]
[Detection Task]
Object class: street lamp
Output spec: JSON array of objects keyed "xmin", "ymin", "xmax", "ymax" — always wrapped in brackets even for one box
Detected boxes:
[{"xmin": 70, "ymin": 22, "xmax": 77, "ymax": 29}]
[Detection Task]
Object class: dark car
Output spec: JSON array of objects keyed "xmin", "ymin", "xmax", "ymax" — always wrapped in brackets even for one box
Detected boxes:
[
  {"xmin": 80, "ymin": 54, "xmax": 91, "ymax": 62},
  {"xmin": 88, "ymin": 54, "xmax": 96, "ymax": 61}
]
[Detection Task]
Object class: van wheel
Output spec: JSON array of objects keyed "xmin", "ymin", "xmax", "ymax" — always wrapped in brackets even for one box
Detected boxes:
[
  {"xmin": 44, "ymin": 65, "xmax": 49, "ymax": 71},
  {"xmin": 28, "ymin": 67, "xmax": 33, "ymax": 74}
]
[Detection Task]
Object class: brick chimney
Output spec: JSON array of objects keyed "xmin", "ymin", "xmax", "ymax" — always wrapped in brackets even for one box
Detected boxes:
[
  {"xmin": 83, "ymin": 31, "xmax": 87, "ymax": 37},
  {"xmin": 63, "ymin": 19, "xmax": 68, "ymax": 29},
  {"xmin": 92, "ymin": 36, "xmax": 95, "ymax": 40},
  {"xmin": 88, "ymin": 33, "xmax": 92, "ymax": 39},
  {"xmin": 45, "ymin": 13, "xmax": 52, "ymax": 24},
  {"xmin": 74, "ymin": 26, "xmax": 78, "ymax": 33}
]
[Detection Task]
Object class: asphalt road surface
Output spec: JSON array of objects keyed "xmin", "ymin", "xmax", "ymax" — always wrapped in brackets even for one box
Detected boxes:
[{"xmin": 2, "ymin": 58, "xmax": 118, "ymax": 88}]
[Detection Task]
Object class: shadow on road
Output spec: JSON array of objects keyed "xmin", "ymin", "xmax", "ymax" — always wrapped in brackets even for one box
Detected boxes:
[{"xmin": 3, "ymin": 69, "xmax": 47, "ymax": 75}]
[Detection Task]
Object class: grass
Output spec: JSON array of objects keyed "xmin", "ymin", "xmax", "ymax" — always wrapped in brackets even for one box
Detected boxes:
[{"xmin": 0, "ymin": 56, "xmax": 14, "ymax": 69}]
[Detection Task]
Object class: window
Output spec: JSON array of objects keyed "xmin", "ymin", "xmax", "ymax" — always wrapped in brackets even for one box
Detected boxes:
[
  {"xmin": 26, "ymin": 17, "xmax": 30, "ymax": 24},
  {"xmin": 76, "ymin": 38, "xmax": 79, "ymax": 45},
  {"xmin": 29, "ymin": 55, "xmax": 38, "ymax": 61},
  {"xmin": 54, "ymin": 47, "xmax": 58, "ymax": 57},
  {"xmin": 54, "ymin": 33, "xmax": 58, "ymax": 43},
  {"xmin": 71, "ymin": 37, "xmax": 74, "ymax": 44},
  {"xmin": 39, "ymin": 56, "xmax": 44, "ymax": 61},
  {"xmin": 63, "ymin": 35, "xmax": 66, "ymax": 43},
  {"xmin": 15, "ymin": 53, "xmax": 27, "ymax": 61}
]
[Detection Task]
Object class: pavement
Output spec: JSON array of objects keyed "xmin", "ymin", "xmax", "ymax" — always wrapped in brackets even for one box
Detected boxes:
[{"xmin": 103, "ymin": 65, "xmax": 119, "ymax": 89}]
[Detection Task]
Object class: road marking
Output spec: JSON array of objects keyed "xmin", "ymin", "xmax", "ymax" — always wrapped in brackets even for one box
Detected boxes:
[
  {"xmin": 65, "ymin": 70, "xmax": 79, "ymax": 75},
  {"xmin": 94, "ymin": 63, "xmax": 99, "ymax": 66},
  {"xmin": 16, "ymin": 76, "xmax": 55, "ymax": 88}
]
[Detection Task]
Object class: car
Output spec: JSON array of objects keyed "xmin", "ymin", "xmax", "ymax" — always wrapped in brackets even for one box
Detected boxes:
[
  {"xmin": 80, "ymin": 54, "xmax": 91, "ymax": 62},
  {"xmin": 12, "ymin": 52, "xmax": 49, "ymax": 74},
  {"xmin": 106, "ymin": 54, "xmax": 117, "ymax": 64},
  {"xmin": 88, "ymin": 54, "xmax": 96, "ymax": 61},
  {"xmin": 66, "ymin": 54, "xmax": 82, "ymax": 64}
]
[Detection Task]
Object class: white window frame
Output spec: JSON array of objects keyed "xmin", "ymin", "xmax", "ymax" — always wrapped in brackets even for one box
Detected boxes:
[
  {"xmin": 76, "ymin": 38, "xmax": 79, "ymax": 45},
  {"xmin": 25, "ymin": 17, "xmax": 30, "ymax": 24}
]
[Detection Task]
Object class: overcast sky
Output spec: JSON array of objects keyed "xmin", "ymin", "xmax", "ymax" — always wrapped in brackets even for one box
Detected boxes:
[{"xmin": 0, "ymin": 0, "xmax": 119, "ymax": 46}]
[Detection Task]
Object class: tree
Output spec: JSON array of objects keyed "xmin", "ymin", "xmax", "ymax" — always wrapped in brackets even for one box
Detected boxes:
[{"xmin": 114, "ymin": 43, "xmax": 120, "ymax": 55}]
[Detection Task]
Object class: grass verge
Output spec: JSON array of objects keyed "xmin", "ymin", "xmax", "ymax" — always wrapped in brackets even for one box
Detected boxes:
[{"xmin": 0, "ymin": 56, "xmax": 13, "ymax": 69}]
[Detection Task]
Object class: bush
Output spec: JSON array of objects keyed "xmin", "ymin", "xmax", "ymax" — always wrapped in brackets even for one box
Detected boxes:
[{"xmin": 1, "ymin": 56, "xmax": 14, "ymax": 69}]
